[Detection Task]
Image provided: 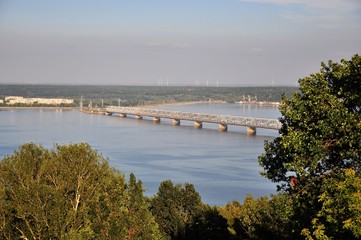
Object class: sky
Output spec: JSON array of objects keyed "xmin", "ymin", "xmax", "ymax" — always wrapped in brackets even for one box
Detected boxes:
[{"xmin": 0, "ymin": 0, "xmax": 360, "ymax": 86}]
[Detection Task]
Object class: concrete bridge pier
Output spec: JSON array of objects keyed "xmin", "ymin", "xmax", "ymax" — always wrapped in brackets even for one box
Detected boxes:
[
  {"xmin": 153, "ymin": 117, "xmax": 161, "ymax": 123},
  {"xmin": 218, "ymin": 124, "xmax": 228, "ymax": 132},
  {"xmin": 104, "ymin": 106, "xmax": 282, "ymax": 135},
  {"xmin": 172, "ymin": 119, "xmax": 180, "ymax": 126},
  {"xmin": 194, "ymin": 121, "xmax": 203, "ymax": 129},
  {"xmin": 247, "ymin": 127, "xmax": 256, "ymax": 136}
]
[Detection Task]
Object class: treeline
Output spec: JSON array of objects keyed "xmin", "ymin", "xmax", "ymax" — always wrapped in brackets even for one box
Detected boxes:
[
  {"xmin": 0, "ymin": 143, "xmax": 310, "ymax": 240},
  {"xmin": 0, "ymin": 85, "xmax": 297, "ymax": 107},
  {"xmin": 1, "ymin": 142, "xmax": 359, "ymax": 240}
]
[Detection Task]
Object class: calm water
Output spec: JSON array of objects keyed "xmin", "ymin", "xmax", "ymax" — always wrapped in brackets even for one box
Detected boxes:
[{"xmin": 0, "ymin": 103, "xmax": 280, "ymax": 205}]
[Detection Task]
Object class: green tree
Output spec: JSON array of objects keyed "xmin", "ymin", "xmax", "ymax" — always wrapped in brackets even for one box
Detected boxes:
[
  {"xmin": 258, "ymin": 54, "xmax": 361, "ymax": 239},
  {"xmin": 219, "ymin": 195, "xmax": 292, "ymax": 240},
  {"xmin": 87, "ymin": 166, "xmax": 130, "ymax": 238},
  {"xmin": 124, "ymin": 173, "xmax": 162, "ymax": 240},
  {"xmin": 0, "ymin": 143, "xmax": 57, "ymax": 239},
  {"xmin": 187, "ymin": 205, "xmax": 231, "ymax": 240},
  {"xmin": 218, "ymin": 200, "xmax": 243, "ymax": 238},
  {"xmin": 239, "ymin": 195, "xmax": 292, "ymax": 240},
  {"xmin": 302, "ymin": 168, "xmax": 361, "ymax": 240},
  {"xmin": 150, "ymin": 180, "xmax": 203, "ymax": 240},
  {"xmin": 0, "ymin": 143, "xmax": 161, "ymax": 239}
]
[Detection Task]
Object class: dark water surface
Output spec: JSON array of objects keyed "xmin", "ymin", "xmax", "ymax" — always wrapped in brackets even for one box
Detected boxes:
[{"xmin": 0, "ymin": 103, "xmax": 280, "ymax": 205}]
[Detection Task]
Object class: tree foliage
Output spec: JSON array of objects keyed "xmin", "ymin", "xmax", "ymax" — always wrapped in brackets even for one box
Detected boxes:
[
  {"xmin": 0, "ymin": 84, "xmax": 297, "ymax": 106},
  {"xmin": 0, "ymin": 143, "xmax": 161, "ymax": 239},
  {"xmin": 258, "ymin": 54, "xmax": 361, "ymax": 238},
  {"xmin": 301, "ymin": 168, "xmax": 361, "ymax": 240},
  {"xmin": 219, "ymin": 194, "xmax": 292, "ymax": 240},
  {"xmin": 149, "ymin": 180, "xmax": 204, "ymax": 240},
  {"xmin": 186, "ymin": 205, "xmax": 230, "ymax": 240}
]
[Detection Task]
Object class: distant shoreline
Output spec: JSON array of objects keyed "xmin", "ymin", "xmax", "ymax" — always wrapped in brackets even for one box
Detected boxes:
[
  {"xmin": 237, "ymin": 101, "xmax": 280, "ymax": 105},
  {"xmin": 141, "ymin": 100, "xmax": 280, "ymax": 108},
  {"xmin": 0, "ymin": 100, "xmax": 280, "ymax": 111},
  {"xmin": 140, "ymin": 100, "xmax": 226, "ymax": 108},
  {"xmin": 0, "ymin": 106, "xmax": 77, "ymax": 110}
]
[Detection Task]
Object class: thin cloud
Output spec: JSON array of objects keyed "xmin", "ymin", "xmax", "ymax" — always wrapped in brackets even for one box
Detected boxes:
[
  {"xmin": 282, "ymin": 11, "xmax": 343, "ymax": 28},
  {"xmin": 238, "ymin": 0, "xmax": 361, "ymax": 27},
  {"xmin": 238, "ymin": 0, "xmax": 361, "ymax": 11}
]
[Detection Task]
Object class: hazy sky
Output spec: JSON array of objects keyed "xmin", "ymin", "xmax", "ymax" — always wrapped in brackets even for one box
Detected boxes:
[{"xmin": 0, "ymin": 0, "xmax": 360, "ymax": 86}]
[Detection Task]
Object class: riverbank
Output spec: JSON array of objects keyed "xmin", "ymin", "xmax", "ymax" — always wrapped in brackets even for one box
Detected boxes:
[
  {"xmin": 0, "ymin": 106, "xmax": 77, "ymax": 110},
  {"xmin": 140, "ymin": 100, "xmax": 227, "ymax": 108},
  {"xmin": 79, "ymin": 107, "xmax": 107, "ymax": 115},
  {"xmin": 237, "ymin": 101, "xmax": 280, "ymax": 105},
  {"xmin": 0, "ymin": 100, "xmax": 280, "ymax": 113}
]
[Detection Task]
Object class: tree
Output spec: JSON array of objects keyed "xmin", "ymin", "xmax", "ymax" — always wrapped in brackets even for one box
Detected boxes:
[
  {"xmin": 258, "ymin": 54, "xmax": 361, "ymax": 238},
  {"xmin": 0, "ymin": 143, "xmax": 59, "ymax": 239},
  {"xmin": 150, "ymin": 180, "xmax": 204, "ymax": 240},
  {"xmin": 219, "ymin": 195, "xmax": 292, "ymax": 240},
  {"xmin": 187, "ymin": 205, "xmax": 231, "ymax": 240},
  {"xmin": 218, "ymin": 200, "xmax": 243, "ymax": 238},
  {"xmin": 124, "ymin": 173, "xmax": 162, "ymax": 240},
  {"xmin": 301, "ymin": 168, "xmax": 361, "ymax": 239},
  {"xmin": 0, "ymin": 143, "xmax": 161, "ymax": 239}
]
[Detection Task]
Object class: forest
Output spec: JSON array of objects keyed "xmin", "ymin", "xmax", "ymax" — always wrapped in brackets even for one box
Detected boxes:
[
  {"xmin": 0, "ymin": 85, "xmax": 297, "ymax": 107},
  {"xmin": 0, "ymin": 55, "xmax": 360, "ymax": 239}
]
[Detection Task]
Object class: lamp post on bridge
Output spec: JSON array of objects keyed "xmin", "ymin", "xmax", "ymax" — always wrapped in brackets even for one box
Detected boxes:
[{"xmin": 80, "ymin": 96, "xmax": 83, "ymax": 111}]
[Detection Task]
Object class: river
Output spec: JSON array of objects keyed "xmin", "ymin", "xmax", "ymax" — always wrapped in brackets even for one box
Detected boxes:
[{"xmin": 0, "ymin": 103, "xmax": 281, "ymax": 205}]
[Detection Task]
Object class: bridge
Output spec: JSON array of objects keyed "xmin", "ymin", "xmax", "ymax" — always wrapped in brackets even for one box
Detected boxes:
[{"xmin": 105, "ymin": 106, "xmax": 281, "ymax": 135}]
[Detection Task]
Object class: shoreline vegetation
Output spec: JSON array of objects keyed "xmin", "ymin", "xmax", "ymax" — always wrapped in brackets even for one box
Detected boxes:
[
  {"xmin": 0, "ymin": 84, "xmax": 296, "ymax": 107},
  {"xmin": 0, "ymin": 100, "xmax": 280, "ymax": 109},
  {"xmin": 0, "ymin": 106, "xmax": 77, "ymax": 110},
  {"xmin": 78, "ymin": 100, "xmax": 281, "ymax": 115},
  {"xmin": 0, "ymin": 100, "xmax": 280, "ymax": 116}
]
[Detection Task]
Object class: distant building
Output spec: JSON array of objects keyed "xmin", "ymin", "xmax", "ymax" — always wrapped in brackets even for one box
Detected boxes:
[
  {"xmin": 5, "ymin": 96, "xmax": 24, "ymax": 102},
  {"xmin": 0, "ymin": 99, "xmax": 3, "ymax": 104},
  {"xmin": 5, "ymin": 96, "xmax": 74, "ymax": 105}
]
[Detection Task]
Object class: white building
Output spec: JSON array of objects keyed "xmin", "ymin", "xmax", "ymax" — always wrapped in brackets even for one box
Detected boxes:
[
  {"xmin": 5, "ymin": 96, "xmax": 74, "ymax": 105},
  {"xmin": 5, "ymin": 96, "xmax": 24, "ymax": 102}
]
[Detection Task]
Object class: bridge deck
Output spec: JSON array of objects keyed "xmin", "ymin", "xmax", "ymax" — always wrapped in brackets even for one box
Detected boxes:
[{"xmin": 105, "ymin": 106, "xmax": 281, "ymax": 131}]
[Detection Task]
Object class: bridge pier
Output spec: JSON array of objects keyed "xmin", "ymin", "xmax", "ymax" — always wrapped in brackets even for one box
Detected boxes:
[
  {"xmin": 218, "ymin": 124, "xmax": 228, "ymax": 132},
  {"xmin": 247, "ymin": 127, "xmax": 256, "ymax": 136},
  {"xmin": 104, "ymin": 106, "xmax": 281, "ymax": 134},
  {"xmin": 172, "ymin": 119, "xmax": 180, "ymax": 126},
  {"xmin": 153, "ymin": 117, "xmax": 161, "ymax": 123},
  {"xmin": 194, "ymin": 121, "xmax": 203, "ymax": 129}
]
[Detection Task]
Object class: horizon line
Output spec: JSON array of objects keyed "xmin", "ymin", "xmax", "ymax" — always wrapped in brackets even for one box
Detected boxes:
[{"xmin": 0, "ymin": 83, "xmax": 298, "ymax": 88}]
